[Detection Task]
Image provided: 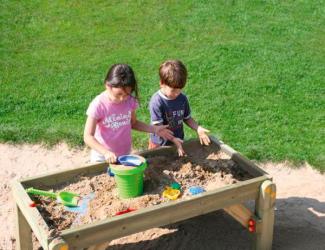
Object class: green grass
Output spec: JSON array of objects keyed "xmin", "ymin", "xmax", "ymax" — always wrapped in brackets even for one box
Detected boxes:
[{"xmin": 1, "ymin": 0, "xmax": 324, "ymax": 171}]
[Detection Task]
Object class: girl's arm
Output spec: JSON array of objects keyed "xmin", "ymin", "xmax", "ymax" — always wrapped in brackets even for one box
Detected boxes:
[
  {"xmin": 83, "ymin": 116, "xmax": 117, "ymax": 163},
  {"xmin": 171, "ymin": 137, "xmax": 186, "ymax": 156},
  {"xmin": 184, "ymin": 117, "xmax": 211, "ymax": 145},
  {"xmin": 131, "ymin": 111, "xmax": 174, "ymax": 141},
  {"xmin": 132, "ymin": 111, "xmax": 185, "ymax": 156}
]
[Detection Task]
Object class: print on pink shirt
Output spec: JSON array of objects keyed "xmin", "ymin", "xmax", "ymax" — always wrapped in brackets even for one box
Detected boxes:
[{"xmin": 102, "ymin": 111, "xmax": 132, "ymax": 130}]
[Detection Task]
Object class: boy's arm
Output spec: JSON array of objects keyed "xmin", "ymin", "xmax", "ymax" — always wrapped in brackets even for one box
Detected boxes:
[
  {"xmin": 184, "ymin": 117, "xmax": 211, "ymax": 145},
  {"xmin": 149, "ymin": 97, "xmax": 164, "ymax": 128},
  {"xmin": 171, "ymin": 137, "xmax": 186, "ymax": 156}
]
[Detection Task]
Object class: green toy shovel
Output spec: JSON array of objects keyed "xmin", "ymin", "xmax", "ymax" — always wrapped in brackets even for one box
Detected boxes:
[{"xmin": 26, "ymin": 187, "xmax": 79, "ymax": 207}]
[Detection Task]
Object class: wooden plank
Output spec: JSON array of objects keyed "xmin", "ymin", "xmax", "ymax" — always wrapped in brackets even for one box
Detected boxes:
[
  {"xmin": 140, "ymin": 138, "xmax": 220, "ymax": 159},
  {"xmin": 15, "ymin": 204, "xmax": 33, "ymax": 250},
  {"xmin": 231, "ymin": 153, "xmax": 268, "ymax": 177},
  {"xmin": 21, "ymin": 162, "xmax": 107, "ymax": 188},
  {"xmin": 140, "ymin": 145, "xmax": 179, "ymax": 158},
  {"xmin": 182, "ymin": 138, "xmax": 220, "ymax": 152},
  {"xmin": 224, "ymin": 204, "xmax": 253, "ymax": 228},
  {"xmin": 60, "ymin": 176, "xmax": 267, "ymax": 248},
  {"xmin": 255, "ymin": 180, "xmax": 276, "ymax": 250},
  {"xmin": 210, "ymin": 137, "xmax": 232, "ymax": 154},
  {"xmin": 210, "ymin": 137, "xmax": 267, "ymax": 177},
  {"xmin": 209, "ymin": 136, "xmax": 223, "ymax": 145},
  {"xmin": 12, "ymin": 181, "xmax": 50, "ymax": 249},
  {"xmin": 87, "ymin": 242, "xmax": 111, "ymax": 250}
]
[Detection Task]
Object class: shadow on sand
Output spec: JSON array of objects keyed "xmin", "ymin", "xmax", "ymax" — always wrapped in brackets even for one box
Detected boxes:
[{"xmin": 107, "ymin": 197, "xmax": 325, "ymax": 250}]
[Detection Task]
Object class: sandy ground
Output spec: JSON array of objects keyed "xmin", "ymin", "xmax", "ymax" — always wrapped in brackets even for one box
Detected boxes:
[{"xmin": 0, "ymin": 143, "xmax": 324, "ymax": 250}]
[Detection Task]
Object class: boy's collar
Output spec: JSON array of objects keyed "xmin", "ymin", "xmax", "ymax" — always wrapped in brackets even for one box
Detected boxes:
[{"xmin": 158, "ymin": 90, "xmax": 174, "ymax": 100}]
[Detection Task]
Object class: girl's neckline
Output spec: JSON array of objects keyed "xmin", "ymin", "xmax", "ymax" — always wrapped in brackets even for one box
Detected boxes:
[{"xmin": 104, "ymin": 91, "xmax": 130, "ymax": 104}]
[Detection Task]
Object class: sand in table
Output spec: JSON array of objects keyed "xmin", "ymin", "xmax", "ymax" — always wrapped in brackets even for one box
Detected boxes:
[{"xmin": 33, "ymin": 144, "xmax": 252, "ymax": 232}]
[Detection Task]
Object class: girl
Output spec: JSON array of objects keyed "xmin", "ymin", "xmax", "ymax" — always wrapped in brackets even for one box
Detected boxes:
[{"xmin": 84, "ymin": 64, "xmax": 174, "ymax": 163}]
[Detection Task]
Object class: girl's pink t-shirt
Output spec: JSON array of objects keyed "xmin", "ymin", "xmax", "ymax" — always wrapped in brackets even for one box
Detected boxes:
[{"xmin": 86, "ymin": 92, "xmax": 138, "ymax": 156}]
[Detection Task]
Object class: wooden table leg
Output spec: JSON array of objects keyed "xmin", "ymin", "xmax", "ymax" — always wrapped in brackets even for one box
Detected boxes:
[
  {"xmin": 49, "ymin": 237, "xmax": 69, "ymax": 250},
  {"xmin": 255, "ymin": 180, "xmax": 276, "ymax": 250},
  {"xmin": 16, "ymin": 204, "xmax": 33, "ymax": 250}
]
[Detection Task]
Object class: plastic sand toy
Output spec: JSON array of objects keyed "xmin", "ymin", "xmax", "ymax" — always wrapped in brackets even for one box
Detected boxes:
[
  {"xmin": 26, "ymin": 187, "xmax": 79, "ymax": 207},
  {"xmin": 108, "ymin": 155, "xmax": 143, "ymax": 177},
  {"xmin": 115, "ymin": 208, "xmax": 137, "ymax": 216},
  {"xmin": 170, "ymin": 182, "xmax": 181, "ymax": 190},
  {"xmin": 118, "ymin": 155, "xmax": 143, "ymax": 166},
  {"xmin": 107, "ymin": 167, "xmax": 115, "ymax": 177},
  {"xmin": 64, "ymin": 192, "xmax": 95, "ymax": 214},
  {"xmin": 189, "ymin": 186, "xmax": 205, "ymax": 195},
  {"xmin": 163, "ymin": 187, "xmax": 181, "ymax": 200},
  {"xmin": 110, "ymin": 155, "xmax": 147, "ymax": 199}
]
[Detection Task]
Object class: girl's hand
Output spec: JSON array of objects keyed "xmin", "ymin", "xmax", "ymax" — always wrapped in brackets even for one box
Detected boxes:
[
  {"xmin": 197, "ymin": 126, "xmax": 211, "ymax": 145},
  {"xmin": 104, "ymin": 151, "xmax": 117, "ymax": 163},
  {"xmin": 172, "ymin": 137, "xmax": 186, "ymax": 157},
  {"xmin": 153, "ymin": 125, "xmax": 174, "ymax": 141}
]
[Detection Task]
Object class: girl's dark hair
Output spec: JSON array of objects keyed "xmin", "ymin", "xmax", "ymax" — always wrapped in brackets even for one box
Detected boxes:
[{"xmin": 105, "ymin": 64, "xmax": 139, "ymax": 100}]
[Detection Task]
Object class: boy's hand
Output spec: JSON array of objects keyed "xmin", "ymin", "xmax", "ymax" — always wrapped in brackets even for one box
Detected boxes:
[
  {"xmin": 104, "ymin": 151, "xmax": 117, "ymax": 163},
  {"xmin": 153, "ymin": 125, "xmax": 174, "ymax": 141},
  {"xmin": 172, "ymin": 137, "xmax": 186, "ymax": 157},
  {"xmin": 197, "ymin": 126, "xmax": 211, "ymax": 145}
]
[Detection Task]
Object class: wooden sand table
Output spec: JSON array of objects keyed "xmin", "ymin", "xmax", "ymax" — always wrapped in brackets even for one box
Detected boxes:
[
  {"xmin": 33, "ymin": 144, "xmax": 253, "ymax": 232},
  {"xmin": 13, "ymin": 138, "xmax": 276, "ymax": 249}
]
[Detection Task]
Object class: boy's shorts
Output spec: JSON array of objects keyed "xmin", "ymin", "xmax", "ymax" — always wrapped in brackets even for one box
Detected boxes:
[{"xmin": 148, "ymin": 140, "xmax": 160, "ymax": 150}]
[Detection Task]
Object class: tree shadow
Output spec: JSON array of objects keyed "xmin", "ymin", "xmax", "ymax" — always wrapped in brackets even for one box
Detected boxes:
[
  {"xmin": 106, "ymin": 197, "xmax": 325, "ymax": 250},
  {"xmin": 272, "ymin": 197, "xmax": 325, "ymax": 250}
]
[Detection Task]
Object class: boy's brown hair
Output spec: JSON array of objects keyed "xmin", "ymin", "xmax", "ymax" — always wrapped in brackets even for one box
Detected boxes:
[{"xmin": 159, "ymin": 60, "xmax": 187, "ymax": 89}]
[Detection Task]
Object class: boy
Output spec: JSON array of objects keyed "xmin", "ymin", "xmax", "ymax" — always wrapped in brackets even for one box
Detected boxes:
[{"xmin": 149, "ymin": 59, "xmax": 210, "ymax": 156}]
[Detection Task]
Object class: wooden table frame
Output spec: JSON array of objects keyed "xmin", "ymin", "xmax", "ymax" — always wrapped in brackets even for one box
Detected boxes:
[{"xmin": 12, "ymin": 137, "xmax": 276, "ymax": 250}]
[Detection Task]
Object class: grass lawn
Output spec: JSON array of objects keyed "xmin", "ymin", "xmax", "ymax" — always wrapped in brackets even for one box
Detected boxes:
[{"xmin": 1, "ymin": 1, "xmax": 324, "ymax": 171}]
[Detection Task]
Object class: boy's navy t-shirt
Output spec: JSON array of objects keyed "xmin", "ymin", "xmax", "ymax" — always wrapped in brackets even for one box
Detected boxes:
[{"xmin": 149, "ymin": 90, "xmax": 191, "ymax": 146}]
